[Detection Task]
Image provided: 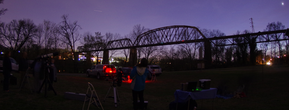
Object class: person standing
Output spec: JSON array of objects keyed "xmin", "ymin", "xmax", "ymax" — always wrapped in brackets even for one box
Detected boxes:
[
  {"xmin": 3, "ymin": 51, "xmax": 12, "ymax": 92},
  {"xmin": 130, "ymin": 58, "xmax": 151, "ymax": 110},
  {"xmin": 18, "ymin": 52, "xmax": 29, "ymax": 86},
  {"xmin": 30, "ymin": 58, "xmax": 44, "ymax": 92},
  {"xmin": 48, "ymin": 58, "xmax": 57, "ymax": 90}
]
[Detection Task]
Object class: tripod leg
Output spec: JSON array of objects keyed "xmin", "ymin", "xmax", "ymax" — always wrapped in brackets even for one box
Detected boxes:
[
  {"xmin": 113, "ymin": 87, "xmax": 117, "ymax": 107},
  {"xmin": 38, "ymin": 78, "xmax": 46, "ymax": 93},
  {"xmin": 116, "ymin": 88, "xmax": 120, "ymax": 102},
  {"xmin": 19, "ymin": 70, "xmax": 29, "ymax": 91},
  {"xmin": 104, "ymin": 87, "xmax": 112, "ymax": 102},
  {"xmin": 45, "ymin": 79, "xmax": 47, "ymax": 97},
  {"xmin": 47, "ymin": 79, "xmax": 57, "ymax": 95},
  {"xmin": 19, "ymin": 74, "xmax": 26, "ymax": 90}
]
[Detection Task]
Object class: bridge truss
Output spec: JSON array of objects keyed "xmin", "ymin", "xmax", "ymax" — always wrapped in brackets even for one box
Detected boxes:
[{"xmin": 85, "ymin": 25, "xmax": 288, "ymax": 51}]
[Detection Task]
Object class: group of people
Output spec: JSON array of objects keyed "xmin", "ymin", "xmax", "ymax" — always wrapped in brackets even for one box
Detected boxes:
[
  {"xmin": 2, "ymin": 50, "xmax": 149, "ymax": 110},
  {"xmin": 2, "ymin": 51, "xmax": 57, "ymax": 93}
]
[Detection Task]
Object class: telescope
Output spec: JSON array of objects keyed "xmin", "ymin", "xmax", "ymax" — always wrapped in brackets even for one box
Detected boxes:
[{"xmin": 36, "ymin": 52, "xmax": 59, "ymax": 60}]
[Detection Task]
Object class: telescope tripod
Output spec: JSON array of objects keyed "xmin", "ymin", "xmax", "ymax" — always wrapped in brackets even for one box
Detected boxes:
[
  {"xmin": 104, "ymin": 81, "xmax": 120, "ymax": 107},
  {"xmin": 38, "ymin": 63, "xmax": 57, "ymax": 97},
  {"xmin": 19, "ymin": 69, "xmax": 33, "ymax": 93}
]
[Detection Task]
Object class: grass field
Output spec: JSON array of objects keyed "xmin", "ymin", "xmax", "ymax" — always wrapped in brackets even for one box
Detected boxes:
[{"xmin": 1, "ymin": 65, "xmax": 289, "ymax": 110}]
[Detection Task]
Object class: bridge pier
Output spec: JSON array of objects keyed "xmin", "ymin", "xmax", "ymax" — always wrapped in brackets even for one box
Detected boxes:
[
  {"xmin": 204, "ymin": 40, "xmax": 212, "ymax": 68},
  {"xmin": 86, "ymin": 51, "xmax": 92, "ymax": 67},
  {"xmin": 129, "ymin": 47, "xmax": 137, "ymax": 67},
  {"xmin": 102, "ymin": 50, "xmax": 109, "ymax": 64}
]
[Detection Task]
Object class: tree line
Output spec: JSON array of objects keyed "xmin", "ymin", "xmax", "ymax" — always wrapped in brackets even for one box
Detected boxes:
[{"xmin": 0, "ymin": 0, "xmax": 288, "ymax": 72}]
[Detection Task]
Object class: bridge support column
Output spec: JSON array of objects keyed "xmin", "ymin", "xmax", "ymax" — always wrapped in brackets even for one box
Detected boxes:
[
  {"xmin": 86, "ymin": 51, "xmax": 92, "ymax": 67},
  {"xmin": 129, "ymin": 47, "xmax": 137, "ymax": 67},
  {"xmin": 102, "ymin": 50, "xmax": 109, "ymax": 64},
  {"xmin": 73, "ymin": 52, "xmax": 79, "ymax": 73},
  {"xmin": 204, "ymin": 40, "xmax": 212, "ymax": 68}
]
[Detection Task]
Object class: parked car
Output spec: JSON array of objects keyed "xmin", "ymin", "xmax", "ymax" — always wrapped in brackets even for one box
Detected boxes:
[
  {"xmin": 86, "ymin": 64, "xmax": 116, "ymax": 79},
  {"xmin": 147, "ymin": 65, "xmax": 162, "ymax": 76},
  {"xmin": 119, "ymin": 67, "xmax": 132, "ymax": 80},
  {"xmin": 0, "ymin": 57, "xmax": 19, "ymax": 72}
]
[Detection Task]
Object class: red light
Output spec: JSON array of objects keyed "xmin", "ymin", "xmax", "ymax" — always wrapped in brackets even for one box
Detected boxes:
[
  {"xmin": 103, "ymin": 65, "xmax": 107, "ymax": 69},
  {"xmin": 105, "ymin": 68, "xmax": 112, "ymax": 73},
  {"xmin": 123, "ymin": 75, "xmax": 155, "ymax": 83},
  {"xmin": 182, "ymin": 40, "xmax": 184, "ymax": 42},
  {"xmin": 112, "ymin": 68, "xmax": 116, "ymax": 73},
  {"xmin": 105, "ymin": 68, "xmax": 116, "ymax": 73}
]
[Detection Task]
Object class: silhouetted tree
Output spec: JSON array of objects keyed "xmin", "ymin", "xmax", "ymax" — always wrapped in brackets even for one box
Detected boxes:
[
  {"xmin": 121, "ymin": 35, "xmax": 130, "ymax": 65},
  {"xmin": 244, "ymin": 30, "xmax": 257, "ymax": 65},
  {"xmin": 35, "ymin": 20, "xmax": 59, "ymax": 50},
  {"xmin": 0, "ymin": 19, "xmax": 38, "ymax": 50},
  {"xmin": 78, "ymin": 32, "xmax": 104, "ymax": 64},
  {"xmin": 234, "ymin": 31, "xmax": 248, "ymax": 64},
  {"xmin": 265, "ymin": 22, "xmax": 285, "ymax": 59},
  {"xmin": 58, "ymin": 15, "xmax": 81, "ymax": 53},
  {"xmin": 0, "ymin": 0, "xmax": 7, "ymax": 16},
  {"xmin": 105, "ymin": 32, "xmax": 119, "ymax": 58},
  {"xmin": 202, "ymin": 29, "xmax": 226, "ymax": 62},
  {"xmin": 130, "ymin": 24, "xmax": 149, "ymax": 60},
  {"xmin": 225, "ymin": 47, "xmax": 233, "ymax": 64}
]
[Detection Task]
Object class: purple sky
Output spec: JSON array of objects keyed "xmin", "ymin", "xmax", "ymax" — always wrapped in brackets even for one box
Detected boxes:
[{"xmin": 1, "ymin": 0, "xmax": 288, "ymax": 37}]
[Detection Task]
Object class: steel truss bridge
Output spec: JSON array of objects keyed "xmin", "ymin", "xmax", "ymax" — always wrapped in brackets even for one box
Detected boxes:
[{"xmin": 83, "ymin": 25, "xmax": 289, "ymax": 67}]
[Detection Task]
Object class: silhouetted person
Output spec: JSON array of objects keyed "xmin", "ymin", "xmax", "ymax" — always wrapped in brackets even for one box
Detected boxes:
[
  {"xmin": 48, "ymin": 59, "xmax": 57, "ymax": 90},
  {"xmin": 30, "ymin": 58, "xmax": 44, "ymax": 92},
  {"xmin": 3, "ymin": 51, "xmax": 12, "ymax": 92},
  {"xmin": 18, "ymin": 52, "xmax": 29, "ymax": 87},
  {"xmin": 130, "ymin": 58, "xmax": 151, "ymax": 110}
]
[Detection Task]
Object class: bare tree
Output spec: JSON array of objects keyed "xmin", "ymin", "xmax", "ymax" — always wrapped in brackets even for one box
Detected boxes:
[
  {"xmin": 106, "ymin": 32, "xmax": 119, "ymax": 58},
  {"xmin": 265, "ymin": 22, "xmax": 285, "ymax": 58},
  {"xmin": 78, "ymin": 32, "xmax": 103, "ymax": 63},
  {"xmin": 243, "ymin": 30, "xmax": 258, "ymax": 65},
  {"xmin": 130, "ymin": 24, "xmax": 149, "ymax": 60},
  {"xmin": 0, "ymin": 0, "xmax": 7, "ymax": 16},
  {"xmin": 234, "ymin": 31, "xmax": 248, "ymax": 64},
  {"xmin": 79, "ymin": 32, "xmax": 119, "ymax": 63},
  {"xmin": 0, "ymin": 19, "xmax": 37, "ymax": 50},
  {"xmin": 142, "ymin": 46, "xmax": 159, "ymax": 64},
  {"xmin": 202, "ymin": 29, "xmax": 226, "ymax": 62},
  {"xmin": 34, "ymin": 20, "xmax": 58, "ymax": 49},
  {"xmin": 225, "ymin": 47, "xmax": 233, "ymax": 64},
  {"xmin": 121, "ymin": 35, "xmax": 130, "ymax": 63},
  {"xmin": 58, "ymin": 15, "xmax": 81, "ymax": 53}
]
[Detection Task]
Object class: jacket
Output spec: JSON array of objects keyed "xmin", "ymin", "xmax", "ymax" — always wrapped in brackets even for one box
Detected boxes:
[{"xmin": 130, "ymin": 66, "xmax": 150, "ymax": 91}]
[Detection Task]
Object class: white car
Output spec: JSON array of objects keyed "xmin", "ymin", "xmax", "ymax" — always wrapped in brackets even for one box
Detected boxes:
[
  {"xmin": 147, "ymin": 65, "xmax": 162, "ymax": 76},
  {"xmin": 86, "ymin": 64, "xmax": 117, "ymax": 79},
  {"xmin": 0, "ymin": 57, "xmax": 19, "ymax": 72}
]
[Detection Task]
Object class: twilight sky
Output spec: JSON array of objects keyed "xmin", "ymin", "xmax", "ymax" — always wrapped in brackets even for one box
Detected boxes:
[{"xmin": 1, "ymin": 0, "xmax": 288, "ymax": 37}]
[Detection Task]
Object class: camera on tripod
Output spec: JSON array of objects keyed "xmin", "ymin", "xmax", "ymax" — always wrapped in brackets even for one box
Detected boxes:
[{"xmin": 110, "ymin": 68, "xmax": 123, "ymax": 87}]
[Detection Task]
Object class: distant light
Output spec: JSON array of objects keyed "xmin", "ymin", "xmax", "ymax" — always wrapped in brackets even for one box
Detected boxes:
[
  {"xmin": 282, "ymin": 2, "xmax": 284, "ymax": 6},
  {"xmin": 18, "ymin": 51, "xmax": 20, "ymax": 53},
  {"xmin": 1, "ymin": 52, "xmax": 3, "ymax": 54},
  {"xmin": 266, "ymin": 62, "xmax": 272, "ymax": 65},
  {"xmin": 284, "ymin": 55, "xmax": 286, "ymax": 57}
]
